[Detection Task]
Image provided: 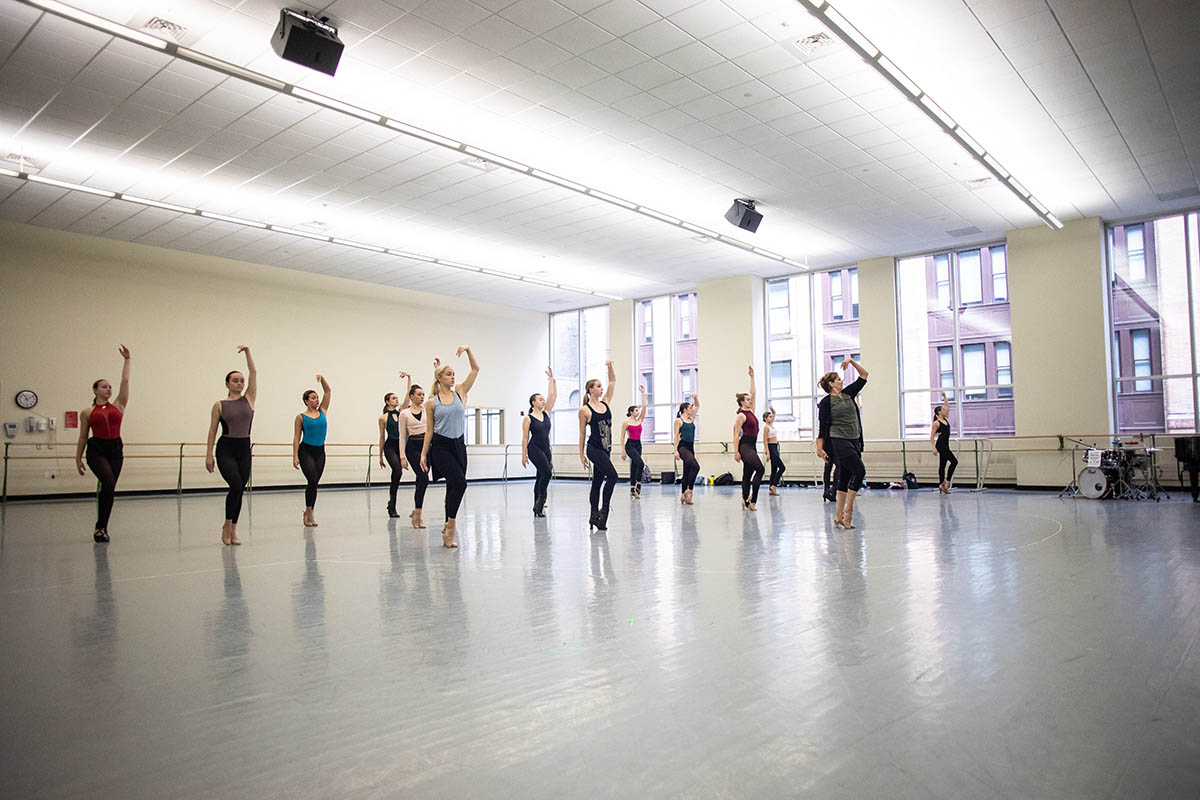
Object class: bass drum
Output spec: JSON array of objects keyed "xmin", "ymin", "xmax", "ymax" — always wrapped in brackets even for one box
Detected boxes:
[{"xmin": 1078, "ymin": 466, "xmax": 1110, "ymax": 499}]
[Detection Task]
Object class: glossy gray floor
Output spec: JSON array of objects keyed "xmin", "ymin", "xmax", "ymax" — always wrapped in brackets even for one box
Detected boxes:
[{"xmin": 1, "ymin": 483, "xmax": 1198, "ymax": 799}]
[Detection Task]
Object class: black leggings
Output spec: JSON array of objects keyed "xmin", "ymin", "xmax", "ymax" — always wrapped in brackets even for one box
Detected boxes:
[
  {"xmin": 738, "ymin": 435, "xmax": 764, "ymax": 503},
  {"xmin": 216, "ymin": 437, "xmax": 252, "ymax": 523},
  {"xmin": 678, "ymin": 441, "xmax": 700, "ymax": 493},
  {"xmin": 625, "ymin": 439, "xmax": 643, "ymax": 487},
  {"xmin": 823, "ymin": 458, "xmax": 838, "ymax": 494},
  {"xmin": 430, "ymin": 434, "xmax": 467, "ymax": 519},
  {"xmin": 828, "ymin": 438, "xmax": 865, "ymax": 493},
  {"xmin": 405, "ymin": 438, "xmax": 428, "ymax": 509},
  {"xmin": 298, "ymin": 443, "xmax": 325, "ymax": 508},
  {"xmin": 528, "ymin": 442, "xmax": 552, "ymax": 511},
  {"xmin": 587, "ymin": 444, "xmax": 618, "ymax": 512},
  {"xmin": 937, "ymin": 442, "xmax": 958, "ymax": 484},
  {"xmin": 768, "ymin": 442, "xmax": 785, "ymax": 487},
  {"xmin": 383, "ymin": 439, "xmax": 403, "ymax": 508},
  {"xmin": 86, "ymin": 437, "xmax": 123, "ymax": 530}
]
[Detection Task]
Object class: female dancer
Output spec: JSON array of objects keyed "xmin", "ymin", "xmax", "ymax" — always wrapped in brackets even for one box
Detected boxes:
[
  {"xmin": 292, "ymin": 374, "xmax": 331, "ymax": 527},
  {"xmin": 75, "ymin": 345, "xmax": 131, "ymax": 542},
  {"xmin": 732, "ymin": 366, "xmax": 764, "ymax": 510},
  {"xmin": 420, "ymin": 347, "xmax": 480, "ymax": 548},
  {"xmin": 578, "ymin": 360, "xmax": 617, "ymax": 531},
  {"xmin": 620, "ymin": 384, "xmax": 647, "ymax": 498},
  {"xmin": 931, "ymin": 391, "xmax": 957, "ymax": 493},
  {"xmin": 762, "ymin": 406, "xmax": 785, "ymax": 496},
  {"xmin": 815, "ymin": 358, "xmax": 869, "ymax": 529},
  {"xmin": 378, "ymin": 372, "xmax": 411, "ymax": 518},
  {"xmin": 673, "ymin": 393, "xmax": 700, "ymax": 505},
  {"xmin": 522, "ymin": 367, "xmax": 557, "ymax": 518},
  {"xmin": 399, "ymin": 381, "xmax": 429, "ymax": 528},
  {"xmin": 206, "ymin": 346, "xmax": 256, "ymax": 546}
]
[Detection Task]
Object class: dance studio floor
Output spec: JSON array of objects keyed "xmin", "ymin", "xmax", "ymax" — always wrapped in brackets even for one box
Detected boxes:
[{"xmin": 1, "ymin": 482, "xmax": 1197, "ymax": 799}]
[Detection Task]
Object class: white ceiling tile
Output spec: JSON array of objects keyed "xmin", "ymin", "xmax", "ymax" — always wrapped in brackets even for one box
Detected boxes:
[
  {"xmin": 499, "ymin": 0, "xmax": 578, "ymax": 35},
  {"xmin": 622, "ymin": 19, "xmax": 694, "ymax": 57},
  {"xmin": 667, "ymin": 0, "xmax": 744, "ymax": 39},
  {"xmin": 585, "ymin": 0, "xmax": 663, "ymax": 37}
]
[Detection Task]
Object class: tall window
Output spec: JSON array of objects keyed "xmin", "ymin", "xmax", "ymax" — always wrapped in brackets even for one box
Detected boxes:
[
  {"xmin": 636, "ymin": 292, "xmax": 699, "ymax": 442},
  {"xmin": 897, "ymin": 245, "xmax": 1014, "ymax": 437},
  {"xmin": 550, "ymin": 306, "xmax": 610, "ymax": 444},
  {"xmin": 465, "ymin": 408, "xmax": 504, "ymax": 444},
  {"xmin": 1108, "ymin": 214, "xmax": 1200, "ymax": 433},
  {"xmin": 764, "ymin": 271, "xmax": 861, "ymax": 440}
]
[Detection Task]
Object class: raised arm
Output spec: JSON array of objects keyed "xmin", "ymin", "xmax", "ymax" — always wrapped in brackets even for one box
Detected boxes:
[
  {"xmin": 317, "ymin": 373, "xmax": 331, "ymax": 412},
  {"xmin": 939, "ymin": 390, "xmax": 949, "ymax": 418},
  {"xmin": 115, "ymin": 345, "xmax": 131, "ymax": 411},
  {"xmin": 205, "ymin": 402, "xmax": 221, "ymax": 473},
  {"xmin": 75, "ymin": 407, "xmax": 92, "ymax": 476},
  {"xmin": 601, "ymin": 360, "xmax": 616, "ymax": 404},
  {"xmin": 378, "ymin": 414, "xmax": 388, "ymax": 468},
  {"xmin": 637, "ymin": 384, "xmax": 647, "ymax": 423},
  {"xmin": 456, "ymin": 346, "xmax": 480, "ymax": 400},
  {"xmin": 691, "ymin": 392, "xmax": 700, "ymax": 415},
  {"xmin": 545, "ymin": 367, "xmax": 557, "ymax": 411},
  {"xmin": 843, "ymin": 357, "xmax": 868, "ymax": 380},
  {"xmin": 747, "ymin": 364, "xmax": 756, "ymax": 410},
  {"xmin": 397, "ymin": 372, "xmax": 412, "ymax": 411},
  {"xmin": 239, "ymin": 345, "xmax": 257, "ymax": 406}
]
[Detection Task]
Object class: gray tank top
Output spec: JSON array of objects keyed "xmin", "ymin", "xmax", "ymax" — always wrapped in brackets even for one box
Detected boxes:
[
  {"xmin": 219, "ymin": 396, "xmax": 254, "ymax": 438},
  {"xmin": 828, "ymin": 394, "xmax": 860, "ymax": 440}
]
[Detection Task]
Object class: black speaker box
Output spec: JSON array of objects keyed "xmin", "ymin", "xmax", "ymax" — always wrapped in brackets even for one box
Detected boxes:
[
  {"xmin": 272, "ymin": 9, "xmax": 344, "ymax": 76},
  {"xmin": 724, "ymin": 199, "xmax": 762, "ymax": 233}
]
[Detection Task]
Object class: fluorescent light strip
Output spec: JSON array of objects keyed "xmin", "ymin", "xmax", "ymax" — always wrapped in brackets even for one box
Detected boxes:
[
  {"xmin": 796, "ymin": 0, "xmax": 1062, "ymax": 230},
  {"xmin": 22, "ymin": 0, "xmax": 168, "ymax": 49},
  {"xmin": 177, "ymin": 48, "xmax": 287, "ymax": 92},
  {"xmin": 531, "ymin": 170, "xmax": 587, "ymax": 193},
  {"xmin": 639, "ymin": 207, "xmax": 681, "ymax": 225},
  {"xmin": 588, "ymin": 190, "xmax": 637, "ymax": 210},
  {"xmin": 8, "ymin": 169, "xmax": 624, "ymax": 297},
  {"xmin": 28, "ymin": 174, "xmax": 115, "ymax": 197},
  {"xmin": 383, "ymin": 119, "xmax": 463, "ymax": 150},
  {"xmin": 291, "ymin": 86, "xmax": 380, "ymax": 122}
]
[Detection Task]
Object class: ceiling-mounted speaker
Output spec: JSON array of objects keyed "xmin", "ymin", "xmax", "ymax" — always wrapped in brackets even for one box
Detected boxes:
[
  {"xmin": 271, "ymin": 9, "xmax": 344, "ymax": 76},
  {"xmin": 724, "ymin": 198, "xmax": 762, "ymax": 233}
]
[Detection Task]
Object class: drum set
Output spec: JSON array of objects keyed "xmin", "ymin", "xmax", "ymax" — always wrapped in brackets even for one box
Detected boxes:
[{"xmin": 1063, "ymin": 437, "xmax": 1164, "ymax": 501}]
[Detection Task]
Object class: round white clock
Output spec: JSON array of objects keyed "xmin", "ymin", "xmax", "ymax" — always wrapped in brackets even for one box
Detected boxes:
[{"xmin": 15, "ymin": 390, "xmax": 38, "ymax": 409}]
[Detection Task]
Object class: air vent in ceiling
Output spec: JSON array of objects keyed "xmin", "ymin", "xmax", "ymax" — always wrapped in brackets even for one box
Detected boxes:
[
  {"xmin": 3, "ymin": 153, "xmax": 41, "ymax": 172},
  {"xmin": 1156, "ymin": 186, "xmax": 1199, "ymax": 202},
  {"xmin": 946, "ymin": 226, "xmax": 982, "ymax": 237},
  {"xmin": 462, "ymin": 156, "xmax": 498, "ymax": 172},
  {"xmin": 691, "ymin": 235, "xmax": 713, "ymax": 244},
  {"xmin": 794, "ymin": 32, "xmax": 834, "ymax": 57},
  {"xmin": 965, "ymin": 177, "xmax": 993, "ymax": 190},
  {"xmin": 142, "ymin": 17, "xmax": 188, "ymax": 42}
]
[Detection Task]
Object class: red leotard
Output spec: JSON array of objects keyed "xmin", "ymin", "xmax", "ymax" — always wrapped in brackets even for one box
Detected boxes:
[{"xmin": 89, "ymin": 403, "xmax": 123, "ymax": 439}]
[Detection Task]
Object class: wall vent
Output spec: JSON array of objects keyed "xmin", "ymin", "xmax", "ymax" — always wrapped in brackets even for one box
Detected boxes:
[
  {"xmin": 794, "ymin": 32, "xmax": 834, "ymax": 57},
  {"xmin": 946, "ymin": 226, "xmax": 982, "ymax": 237},
  {"xmin": 3, "ymin": 153, "xmax": 41, "ymax": 172},
  {"xmin": 461, "ymin": 156, "xmax": 498, "ymax": 172},
  {"xmin": 1156, "ymin": 186, "xmax": 1199, "ymax": 202},
  {"xmin": 142, "ymin": 17, "xmax": 188, "ymax": 42}
]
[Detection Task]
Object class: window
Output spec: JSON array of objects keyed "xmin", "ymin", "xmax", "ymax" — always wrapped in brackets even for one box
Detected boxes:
[
  {"xmin": 962, "ymin": 344, "xmax": 986, "ymax": 399},
  {"xmin": 770, "ymin": 360, "xmax": 792, "ymax": 417},
  {"xmin": 938, "ymin": 347, "xmax": 954, "ymax": 390},
  {"xmin": 1127, "ymin": 224, "xmax": 1145, "ymax": 282},
  {"xmin": 830, "ymin": 353, "xmax": 843, "ymax": 371},
  {"xmin": 1108, "ymin": 213, "xmax": 1200, "ymax": 434},
  {"xmin": 1132, "ymin": 329, "xmax": 1152, "ymax": 392},
  {"xmin": 935, "ymin": 255, "xmax": 951, "ymax": 308},
  {"xmin": 551, "ymin": 306, "xmax": 609, "ymax": 445},
  {"xmin": 768, "ymin": 280, "xmax": 790, "ymax": 334},
  {"xmin": 678, "ymin": 294, "xmax": 693, "ymax": 339},
  {"xmin": 849, "ymin": 268, "xmax": 859, "ymax": 318},
  {"xmin": 636, "ymin": 293, "xmax": 699, "ymax": 442},
  {"xmin": 464, "ymin": 408, "xmax": 477, "ymax": 445},
  {"xmin": 897, "ymin": 245, "xmax": 1014, "ymax": 437},
  {"xmin": 991, "ymin": 247, "xmax": 1008, "ymax": 301},
  {"xmin": 959, "ymin": 250, "xmax": 982, "ymax": 305},
  {"xmin": 996, "ymin": 342, "xmax": 1012, "ymax": 398},
  {"xmin": 831, "ymin": 272, "xmax": 844, "ymax": 320}
]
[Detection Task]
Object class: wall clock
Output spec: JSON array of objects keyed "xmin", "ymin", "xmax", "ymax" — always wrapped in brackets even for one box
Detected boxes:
[{"xmin": 15, "ymin": 390, "xmax": 38, "ymax": 409}]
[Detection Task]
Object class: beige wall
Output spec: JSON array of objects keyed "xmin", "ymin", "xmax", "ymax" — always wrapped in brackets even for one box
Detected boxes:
[
  {"xmin": 856, "ymin": 255, "xmax": 901, "ymax": 440},
  {"xmin": 1008, "ymin": 216, "xmax": 1109, "ymax": 485},
  {"xmin": 0, "ymin": 220, "xmax": 548, "ymax": 497}
]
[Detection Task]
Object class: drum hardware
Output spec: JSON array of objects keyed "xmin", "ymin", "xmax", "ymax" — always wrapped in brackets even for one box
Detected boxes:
[{"xmin": 1070, "ymin": 435, "xmax": 1165, "ymax": 502}]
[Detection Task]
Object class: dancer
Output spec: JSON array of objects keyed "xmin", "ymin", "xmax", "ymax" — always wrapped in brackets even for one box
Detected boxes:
[
  {"xmin": 815, "ymin": 358, "xmax": 869, "ymax": 529},
  {"xmin": 398, "ymin": 380, "xmax": 429, "ymax": 528},
  {"xmin": 292, "ymin": 374, "xmax": 331, "ymax": 527},
  {"xmin": 420, "ymin": 346, "xmax": 480, "ymax": 548},
  {"xmin": 732, "ymin": 366, "xmax": 764, "ymax": 510},
  {"xmin": 522, "ymin": 367, "xmax": 557, "ymax": 518},
  {"xmin": 762, "ymin": 406, "xmax": 785, "ymax": 496},
  {"xmin": 206, "ymin": 346, "xmax": 257, "ymax": 546},
  {"xmin": 578, "ymin": 360, "xmax": 618, "ymax": 531},
  {"xmin": 378, "ymin": 372, "xmax": 412, "ymax": 519},
  {"xmin": 931, "ymin": 391, "xmax": 957, "ymax": 493},
  {"xmin": 620, "ymin": 384, "xmax": 647, "ymax": 498},
  {"xmin": 673, "ymin": 393, "xmax": 701, "ymax": 505},
  {"xmin": 75, "ymin": 345, "xmax": 131, "ymax": 542}
]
